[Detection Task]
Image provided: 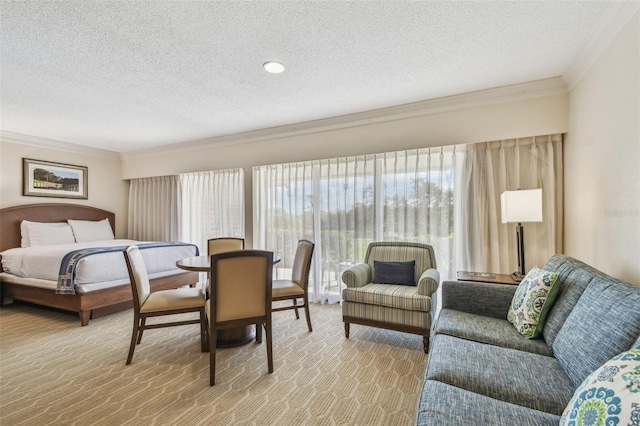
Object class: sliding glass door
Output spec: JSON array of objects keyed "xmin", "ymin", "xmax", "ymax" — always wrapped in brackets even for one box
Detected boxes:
[{"xmin": 254, "ymin": 146, "xmax": 457, "ymax": 303}]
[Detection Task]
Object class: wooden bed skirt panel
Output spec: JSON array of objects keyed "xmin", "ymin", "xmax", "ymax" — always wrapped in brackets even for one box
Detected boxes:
[{"xmin": 1, "ymin": 271, "xmax": 200, "ymax": 326}]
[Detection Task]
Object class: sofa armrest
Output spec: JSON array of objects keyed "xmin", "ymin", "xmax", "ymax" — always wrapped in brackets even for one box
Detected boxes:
[
  {"xmin": 440, "ymin": 280, "xmax": 517, "ymax": 319},
  {"xmin": 417, "ymin": 268, "xmax": 440, "ymax": 296},
  {"xmin": 341, "ymin": 263, "xmax": 372, "ymax": 288}
]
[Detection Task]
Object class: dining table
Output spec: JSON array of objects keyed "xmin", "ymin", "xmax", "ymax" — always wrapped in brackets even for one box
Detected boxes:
[
  {"xmin": 175, "ymin": 252, "xmax": 281, "ymax": 348},
  {"xmin": 175, "ymin": 253, "xmax": 281, "ymax": 272}
]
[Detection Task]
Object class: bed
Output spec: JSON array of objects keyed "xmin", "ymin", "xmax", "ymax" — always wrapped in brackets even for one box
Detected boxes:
[{"xmin": 0, "ymin": 203, "xmax": 200, "ymax": 326}]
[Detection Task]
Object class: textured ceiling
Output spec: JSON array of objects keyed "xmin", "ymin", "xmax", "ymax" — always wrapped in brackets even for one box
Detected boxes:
[{"xmin": 0, "ymin": 1, "xmax": 618, "ymax": 153}]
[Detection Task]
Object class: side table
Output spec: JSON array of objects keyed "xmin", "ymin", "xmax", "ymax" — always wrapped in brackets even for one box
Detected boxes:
[{"xmin": 456, "ymin": 271, "xmax": 519, "ymax": 285}]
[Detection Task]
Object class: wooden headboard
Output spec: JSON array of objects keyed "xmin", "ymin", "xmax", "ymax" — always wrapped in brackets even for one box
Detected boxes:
[{"xmin": 0, "ymin": 203, "xmax": 116, "ymax": 252}]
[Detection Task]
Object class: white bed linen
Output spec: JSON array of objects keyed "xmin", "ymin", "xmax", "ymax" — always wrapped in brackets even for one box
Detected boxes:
[
  {"xmin": 0, "ymin": 239, "xmax": 197, "ymax": 285},
  {"xmin": 0, "ymin": 269, "xmax": 188, "ymax": 293}
]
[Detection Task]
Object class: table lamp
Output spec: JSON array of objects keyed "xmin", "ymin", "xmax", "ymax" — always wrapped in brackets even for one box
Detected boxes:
[{"xmin": 501, "ymin": 189, "xmax": 543, "ymax": 281}]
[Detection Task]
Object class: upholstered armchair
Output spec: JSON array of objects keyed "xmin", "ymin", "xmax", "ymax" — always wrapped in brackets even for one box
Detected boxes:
[{"xmin": 341, "ymin": 242, "xmax": 440, "ymax": 353}]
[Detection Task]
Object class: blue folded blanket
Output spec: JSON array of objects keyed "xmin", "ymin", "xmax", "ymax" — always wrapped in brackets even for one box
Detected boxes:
[{"xmin": 56, "ymin": 242, "xmax": 199, "ymax": 295}]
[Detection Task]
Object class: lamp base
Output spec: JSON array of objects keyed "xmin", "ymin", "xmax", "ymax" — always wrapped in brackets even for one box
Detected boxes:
[{"xmin": 510, "ymin": 272, "xmax": 525, "ymax": 282}]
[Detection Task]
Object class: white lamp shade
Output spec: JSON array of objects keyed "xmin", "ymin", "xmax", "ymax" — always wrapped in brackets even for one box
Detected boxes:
[{"xmin": 501, "ymin": 189, "xmax": 543, "ymax": 223}]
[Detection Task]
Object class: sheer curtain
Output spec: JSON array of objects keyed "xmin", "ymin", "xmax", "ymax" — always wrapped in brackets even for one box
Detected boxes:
[
  {"xmin": 379, "ymin": 148, "xmax": 456, "ymax": 279},
  {"xmin": 128, "ymin": 169, "xmax": 244, "ymax": 255},
  {"xmin": 458, "ymin": 134, "xmax": 563, "ymax": 274},
  {"xmin": 254, "ymin": 146, "xmax": 457, "ymax": 303},
  {"xmin": 179, "ymin": 170, "xmax": 244, "ymax": 254},
  {"xmin": 128, "ymin": 175, "xmax": 180, "ymax": 241},
  {"xmin": 253, "ymin": 161, "xmax": 315, "ymax": 287}
]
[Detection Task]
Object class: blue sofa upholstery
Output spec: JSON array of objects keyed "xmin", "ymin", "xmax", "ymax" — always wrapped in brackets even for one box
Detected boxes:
[
  {"xmin": 415, "ymin": 254, "xmax": 640, "ymax": 425},
  {"xmin": 416, "ymin": 379, "xmax": 563, "ymax": 426}
]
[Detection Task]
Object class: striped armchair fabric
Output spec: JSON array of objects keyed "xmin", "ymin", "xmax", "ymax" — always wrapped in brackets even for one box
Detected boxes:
[{"xmin": 341, "ymin": 242, "xmax": 440, "ymax": 353}]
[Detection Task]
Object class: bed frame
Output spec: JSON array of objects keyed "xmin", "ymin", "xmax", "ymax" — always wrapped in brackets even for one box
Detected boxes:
[{"xmin": 0, "ymin": 203, "xmax": 199, "ymax": 326}]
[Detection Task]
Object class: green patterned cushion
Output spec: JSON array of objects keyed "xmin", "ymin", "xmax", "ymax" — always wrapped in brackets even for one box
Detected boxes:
[
  {"xmin": 507, "ymin": 267, "xmax": 560, "ymax": 338},
  {"xmin": 560, "ymin": 349, "xmax": 640, "ymax": 426}
]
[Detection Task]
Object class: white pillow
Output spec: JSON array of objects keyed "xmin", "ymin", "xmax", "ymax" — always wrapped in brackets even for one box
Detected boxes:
[
  {"xmin": 26, "ymin": 222, "xmax": 76, "ymax": 246},
  {"xmin": 20, "ymin": 220, "xmax": 71, "ymax": 247},
  {"xmin": 68, "ymin": 218, "xmax": 115, "ymax": 243}
]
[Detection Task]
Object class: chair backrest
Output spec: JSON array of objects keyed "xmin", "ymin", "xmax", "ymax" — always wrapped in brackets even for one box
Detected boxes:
[
  {"xmin": 291, "ymin": 239, "xmax": 315, "ymax": 291},
  {"xmin": 364, "ymin": 242, "xmax": 437, "ymax": 284},
  {"xmin": 123, "ymin": 245, "xmax": 151, "ymax": 309},
  {"xmin": 210, "ymin": 250, "xmax": 273, "ymax": 323},
  {"xmin": 208, "ymin": 237, "xmax": 245, "ymax": 255}
]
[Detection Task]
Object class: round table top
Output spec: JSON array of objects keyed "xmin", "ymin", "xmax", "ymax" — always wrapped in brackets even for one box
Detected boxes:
[{"xmin": 176, "ymin": 253, "xmax": 281, "ymax": 272}]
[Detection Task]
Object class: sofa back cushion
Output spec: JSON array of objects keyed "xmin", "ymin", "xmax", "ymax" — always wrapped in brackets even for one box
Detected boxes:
[
  {"xmin": 541, "ymin": 255, "xmax": 599, "ymax": 350},
  {"xmin": 552, "ymin": 277, "xmax": 640, "ymax": 387}
]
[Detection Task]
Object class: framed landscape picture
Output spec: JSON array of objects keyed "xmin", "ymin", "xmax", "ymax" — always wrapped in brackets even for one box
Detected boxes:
[{"xmin": 23, "ymin": 158, "xmax": 88, "ymax": 199}]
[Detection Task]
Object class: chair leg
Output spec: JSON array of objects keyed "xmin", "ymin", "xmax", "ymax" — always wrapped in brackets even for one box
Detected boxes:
[
  {"xmin": 203, "ymin": 322, "xmax": 210, "ymax": 353},
  {"xmin": 344, "ymin": 322, "xmax": 350, "ymax": 338},
  {"xmin": 200, "ymin": 308, "xmax": 207, "ymax": 352},
  {"xmin": 266, "ymin": 320, "xmax": 273, "ymax": 374},
  {"xmin": 209, "ymin": 325, "xmax": 217, "ymax": 386},
  {"xmin": 422, "ymin": 335, "xmax": 429, "ymax": 354},
  {"xmin": 126, "ymin": 315, "xmax": 140, "ymax": 365},
  {"xmin": 293, "ymin": 298, "xmax": 300, "ymax": 319},
  {"xmin": 136, "ymin": 317, "xmax": 146, "ymax": 344},
  {"xmin": 256, "ymin": 323, "xmax": 263, "ymax": 343},
  {"xmin": 303, "ymin": 297, "xmax": 312, "ymax": 332}
]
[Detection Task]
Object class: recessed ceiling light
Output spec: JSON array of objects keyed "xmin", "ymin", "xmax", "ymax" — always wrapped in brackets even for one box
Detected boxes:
[{"xmin": 263, "ymin": 61, "xmax": 285, "ymax": 74}]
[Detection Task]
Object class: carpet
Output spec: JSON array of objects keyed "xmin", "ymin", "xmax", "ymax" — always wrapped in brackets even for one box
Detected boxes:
[{"xmin": 0, "ymin": 302, "xmax": 427, "ymax": 425}]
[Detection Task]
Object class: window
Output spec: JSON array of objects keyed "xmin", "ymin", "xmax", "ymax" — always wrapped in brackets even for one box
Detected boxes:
[{"xmin": 254, "ymin": 147, "xmax": 457, "ymax": 303}]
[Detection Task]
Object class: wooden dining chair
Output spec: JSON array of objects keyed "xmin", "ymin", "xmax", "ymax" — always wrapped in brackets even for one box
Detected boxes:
[
  {"xmin": 207, "ymin": 237, "xmax": 245, "ymax": 255},
  {"xmin": 123, "ymin": 245, "xmax": 207, "ymax": 365},
  {"xmin": 206, "ymin": 249, "xmax": 274, "ymax": 385},
  {"xmin": 204, "ymin": 237, "xmax": 245, "ymax": 294},
  {"xmin": 271, "ymin": 239, "xmax": 315, "ymax": 332}
]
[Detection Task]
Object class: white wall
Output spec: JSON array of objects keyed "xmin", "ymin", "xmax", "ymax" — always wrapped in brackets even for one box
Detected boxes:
[
  {"xmin": 121, "ymin": 92, "xmax": 569, "ymax": 247},
  {"xmin": 565, "ymin": 11, "xmax": 640, "ymax": 286},
  {"xmin": 0, "ymin": 140, "xmax": 129, "ymax": 238}
]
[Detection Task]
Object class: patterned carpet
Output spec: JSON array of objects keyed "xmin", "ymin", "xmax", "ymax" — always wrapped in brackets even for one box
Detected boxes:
[{"xmin": 0, "ymin": 302, "xmax": 427, "ymax": 425}]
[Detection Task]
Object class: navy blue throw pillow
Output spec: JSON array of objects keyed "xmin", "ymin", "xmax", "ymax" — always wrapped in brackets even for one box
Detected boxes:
[{"xmin": 372, "ymin": 260, "xmax": 416, "ymax": 286}]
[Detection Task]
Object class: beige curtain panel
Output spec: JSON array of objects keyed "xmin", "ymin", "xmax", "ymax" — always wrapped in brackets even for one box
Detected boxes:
[
  {"xmin": 457, "ymin": 134, "xmax": 563, "ymax": 275},
  {"xmin": 128, "ymin": 175, "xmax": 180, "ymax": 242}
]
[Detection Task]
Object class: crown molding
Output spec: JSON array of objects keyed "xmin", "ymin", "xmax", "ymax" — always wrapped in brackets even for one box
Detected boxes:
[
  {"xmin": 563, "ymin": 2, "xmax": 640, "ymax": 91},
  {"xmin": 123, "ymin": 77, "xmax": 568, "ymax": 160},
  {"xmin": 1, "ymin": 130, "xmax": 121, "ymax": 160}
]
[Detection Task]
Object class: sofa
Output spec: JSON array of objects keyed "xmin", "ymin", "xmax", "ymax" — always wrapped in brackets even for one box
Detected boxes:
[{"xmin": 415, "ymin": 254, "xmax": 640, "ymax": 425}]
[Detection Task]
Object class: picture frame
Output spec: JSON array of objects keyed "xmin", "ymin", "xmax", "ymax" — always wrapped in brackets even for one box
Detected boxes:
[{"xmin": 23, "ymin": 158, "xmax": 88, "ymax": 199}]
